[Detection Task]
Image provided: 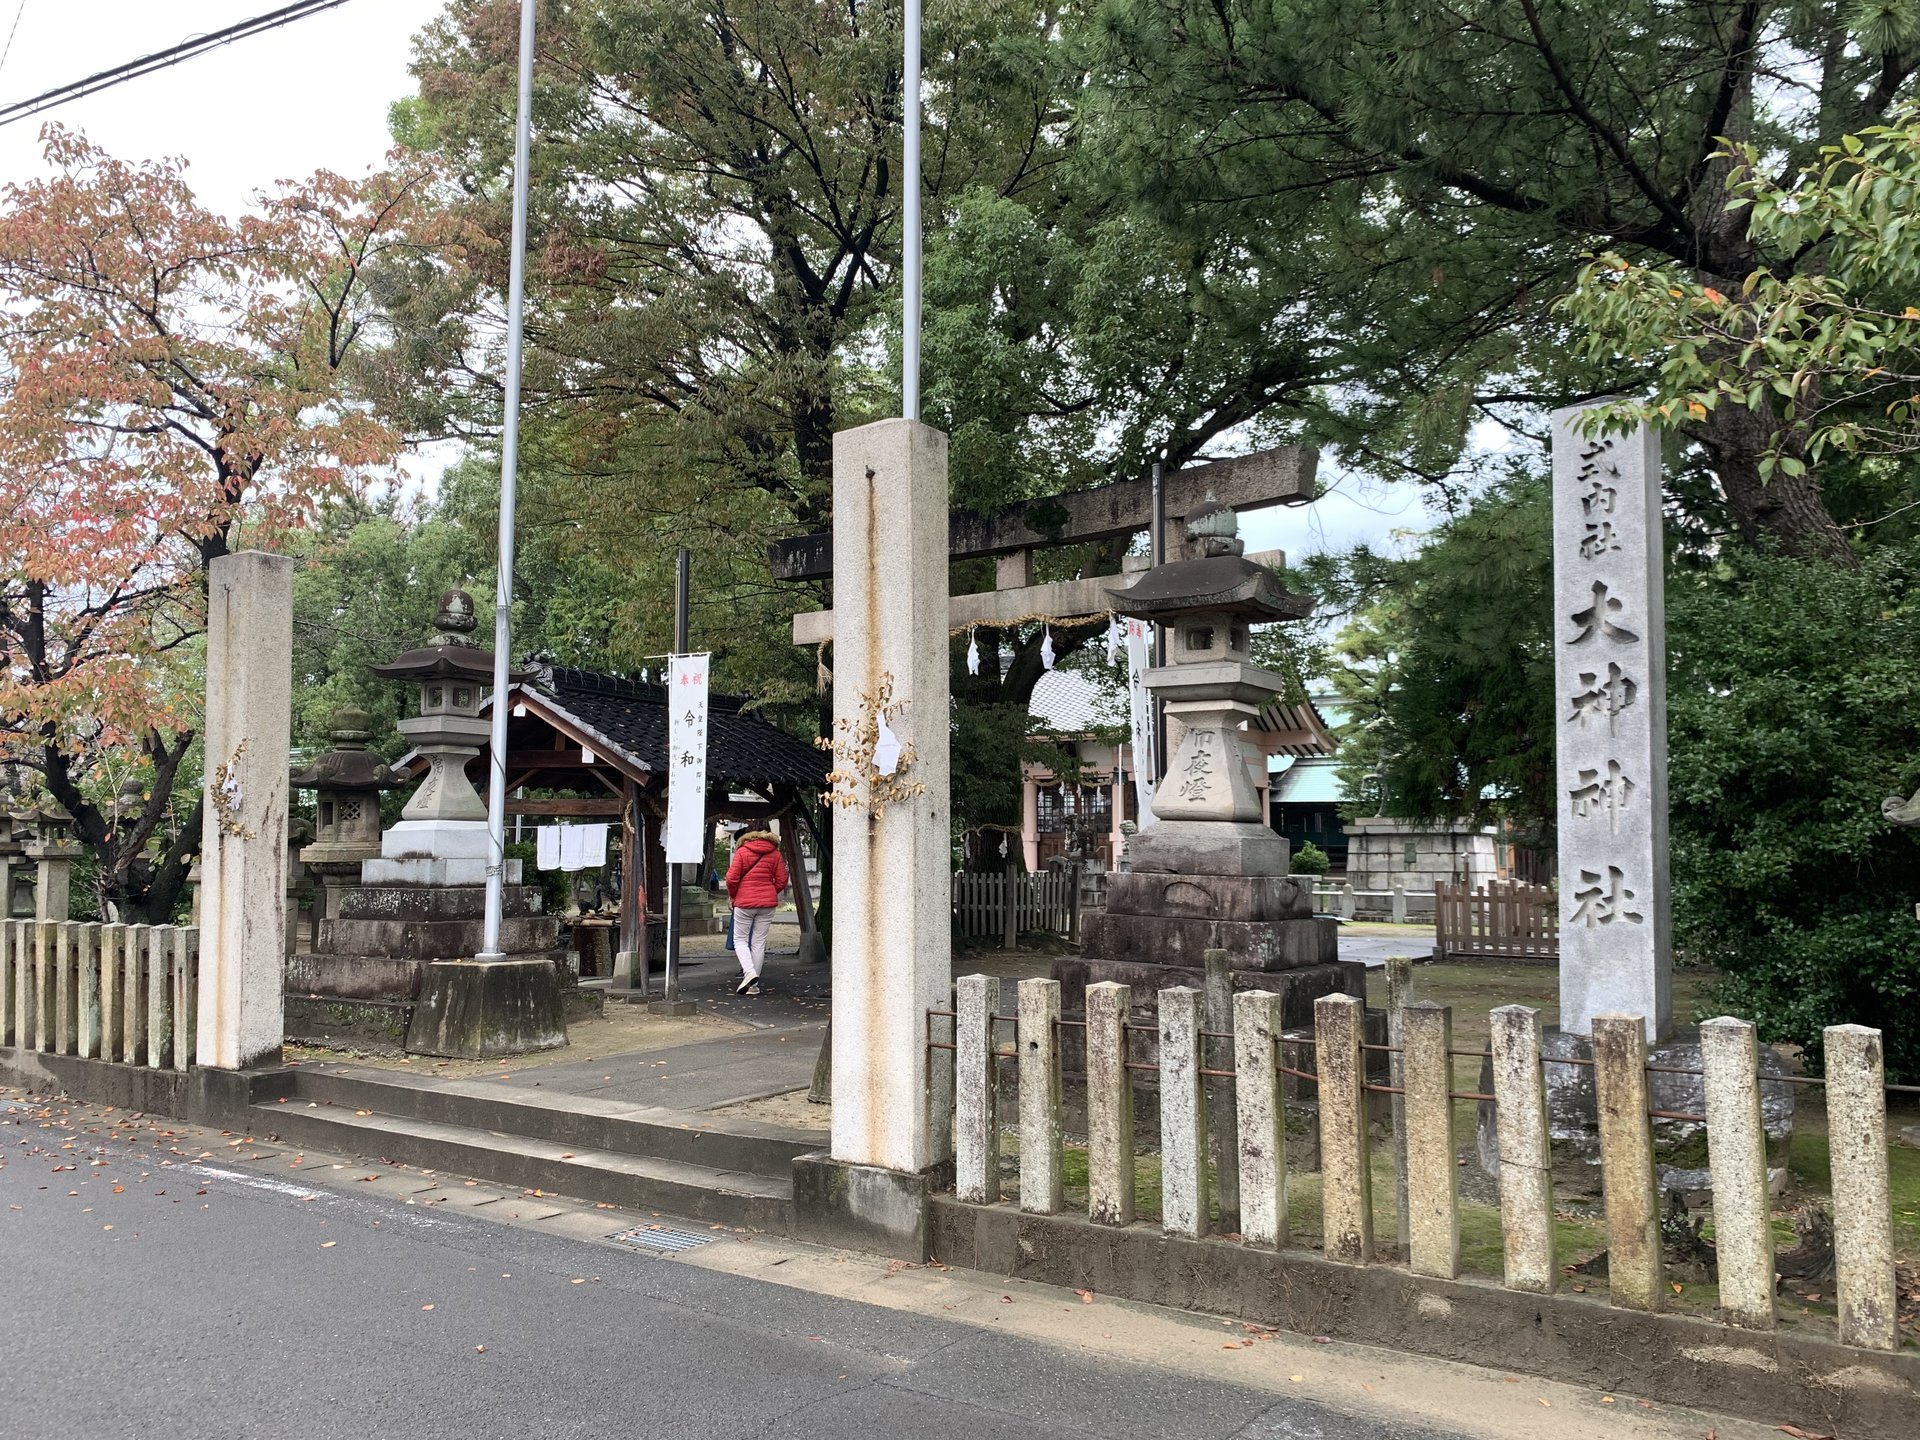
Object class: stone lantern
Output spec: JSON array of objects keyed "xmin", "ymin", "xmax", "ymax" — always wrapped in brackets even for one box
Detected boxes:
[
  {"xmin": 1064, "ymin": 502, "xmax": 1355, "ymax": 1013},
  {"xmin": 283, "ymin": 590, "xmax": 566, "ymax": 1062},
  {"xmin": 369, "ymin": 588, "xmax": 524, "ymax": 862},
  {"xmin": 21, "ymin": 797, "xmax": 83, "ymax": 921},
  {"xmin": 289, "ymin": 706, "xmax": 400, "ymax": 936},
  {"xmin": 0, "ymin": 792, "xmax": 28, "ymax": 919}
]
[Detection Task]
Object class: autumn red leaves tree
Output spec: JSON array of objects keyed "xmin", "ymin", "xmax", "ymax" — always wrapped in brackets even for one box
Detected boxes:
[{"xmin": 0, "ymin": 128, "xmax": 442, "ymax": 920}]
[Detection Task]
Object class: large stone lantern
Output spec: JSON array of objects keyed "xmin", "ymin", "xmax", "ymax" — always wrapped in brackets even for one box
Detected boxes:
[
  {"xmin": 369, "ymin": 588, "xmax": 525, "ymax": 864},
  {"xmin": 1063, "ymin": 503, "xmax": 1358, "ymax": 1021},
  {"xmin": 284, "ymin": 590, "xmax": 567, "ymax": 1061},
  {"xmin": 289, "ymin": 706, "xmax": 400, "ymax": 932},
  {"xmin": 21, "ymin": 797, "xmax": 82, "ymax": 921}
]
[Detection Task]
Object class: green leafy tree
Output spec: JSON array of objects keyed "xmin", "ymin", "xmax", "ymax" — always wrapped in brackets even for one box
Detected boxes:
[
  {"xmin": 1305, "ymin": 474, "xmax": 1556, "ymax": 837},
  {"xmin": 1668, "ymin": 542, "xmax": 1920, "ymax": 1080},
  {"xmin": 389, "ymin": 0, "xmax": 1361, "ymax": 846},
  {"xmin": 1085, "ymin": 0, "xmax": 1920, "ymax": 560},
  {"xmin": 1565, "ymin": 105, "xmax": 1920, "ymax": 487}
]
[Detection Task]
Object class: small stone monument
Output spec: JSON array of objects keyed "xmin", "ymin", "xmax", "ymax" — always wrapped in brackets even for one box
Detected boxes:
[
  {"xmin": 286, "ymin": 593, "xmax": 569, "ymax": 1058},
  {"xmin": 1059, "ymin": 503, "xmax": 1360, "ymax": 1024}
]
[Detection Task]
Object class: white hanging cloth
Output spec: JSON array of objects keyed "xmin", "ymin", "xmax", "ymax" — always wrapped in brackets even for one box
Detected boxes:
[
  {"xmin": 536, "ymin": 825, "xmax": 561, "ymax": 872},
  {"xmin": 558, "ymin": 826, "xmax": 588, "ymax": 872},
  {"xmin": 1040, "ymin": 626, "xmax": 1055, "ymax": 671},
  {"xmin": 966, "ymin": 627, "xmax": 980, "ymax": 676},
  {"xmin": 558, "ymin": 823, "xmax": 611, "ymax": 872},
  {"xmin": 1105, "ymin": 614, "xmax": 1122, "ymax": 666}
]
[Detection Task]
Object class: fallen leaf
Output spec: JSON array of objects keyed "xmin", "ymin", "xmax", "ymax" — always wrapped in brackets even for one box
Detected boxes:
[
  {"xmin": 1775, "ymin": 1428, "xmax": 1835, "ymax": 1440},
  {"xmin": 320, "ymin": 1241, "xmax": 337, "ymax": 1249},
  {"xmin": 999, "ymin": 1296, "xmax": 1012, "ymax": 1304},
  {"xmin": 571, "ymin": 1278, "xmax": 586, "ymax": 1285},
  {"xmin": 422, "ymin": 1305, "xmax": 435, "ymax": 1311},
  {"xmin": 1074, "ymin": 1289, "xmax": 1094, "ymax": 1304},
  {"xmin": 474, "ymin": 1345, "xmax": 487, "ymax": 1354},
  {"xmin": 1671, "ymin": 1282, "xmax": 1684, "ymax": 1295},
  {"xmin": 1288, "ymin": 1375, "xmax": 1303, "ymax": 1384},
  {"xmin": 1538, "ymin": 1399, "xmax": 1550, "ymax": 1408}
]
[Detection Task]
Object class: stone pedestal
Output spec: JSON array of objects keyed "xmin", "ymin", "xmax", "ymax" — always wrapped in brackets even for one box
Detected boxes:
[
  {"xmin": 196, "ymin": 551, "xmax": 293, "ymax": 1071},
  {"xmin": 406, "ymin": 957, "xmax": 566, "ymax": 1060}
]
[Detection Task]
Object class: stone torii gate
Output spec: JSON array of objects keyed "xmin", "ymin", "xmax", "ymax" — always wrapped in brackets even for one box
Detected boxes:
[
  {"xmin": 778, "ymin": 445, "xmax": 1318, "ymax": 648},
  {"xmin": 788, "ymin": 427, "xmax": 1316, "ymax": 1257}
]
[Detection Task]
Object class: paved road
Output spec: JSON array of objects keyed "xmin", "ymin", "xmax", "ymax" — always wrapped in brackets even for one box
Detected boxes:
[{"xmin": 1, "ymin": 1096, "xmax": 1448, "ymax": 1440}]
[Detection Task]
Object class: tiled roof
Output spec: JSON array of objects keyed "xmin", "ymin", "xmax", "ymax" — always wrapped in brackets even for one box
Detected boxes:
[{"xmin": 525, "ymin": 665, "xmax": 829, "ymax": 791}]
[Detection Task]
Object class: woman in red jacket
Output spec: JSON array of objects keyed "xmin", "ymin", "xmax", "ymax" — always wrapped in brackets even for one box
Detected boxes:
[{"xmin": 724, "ymin": 829, "xmax": 789, "ymax": 995}]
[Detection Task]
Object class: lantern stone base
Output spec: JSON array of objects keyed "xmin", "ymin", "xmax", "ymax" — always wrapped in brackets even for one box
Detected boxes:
[
  {"xmin": 1124, "ymin": 819, "xmax": 1291, "ymax": 877},
  {"xmin": 404, "ymin": 957, "xmax": 569, "ymax": 1060},
  {"xmin": 284, "ymin": 879, "xmax": 572, "ymax": 1056}
]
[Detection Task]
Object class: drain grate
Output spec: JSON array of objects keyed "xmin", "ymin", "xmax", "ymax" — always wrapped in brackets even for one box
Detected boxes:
[{"xmin": 608, "ymin": 1223, "xmax": 716, "ymax": 1254}]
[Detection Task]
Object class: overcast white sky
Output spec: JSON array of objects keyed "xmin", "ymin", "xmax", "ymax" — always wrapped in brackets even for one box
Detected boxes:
[
  {"xmin": 0, "ymin": 1, "xmax": 1461, "ymax": 558},
  {"xmin": 0, "ymin": 0, "xmax": 442, "ymax": 215}
]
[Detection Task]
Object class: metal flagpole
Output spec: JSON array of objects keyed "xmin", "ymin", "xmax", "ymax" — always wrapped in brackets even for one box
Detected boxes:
[
  {"xmin": 901, "ymin": 0, "xmax": 921, "ymax": 420},
  {"xmin": 479, "ymin": 0, "xmax": 537, "ymax": 961}
]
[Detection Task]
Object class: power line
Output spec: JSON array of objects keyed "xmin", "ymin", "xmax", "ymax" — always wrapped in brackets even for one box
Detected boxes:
[
  {"xmin": 0, "ymin": 1, "xmax": 27, "ymax": 81},
  {"xmin": 0, "ymin": 0, "xmax": 355, "ymax": 129}
]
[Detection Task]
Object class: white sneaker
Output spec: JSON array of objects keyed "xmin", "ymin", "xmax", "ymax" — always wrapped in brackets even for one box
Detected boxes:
[{"xmin": 735, "ymin": 974, "xmax": 753, "ymax": 995}]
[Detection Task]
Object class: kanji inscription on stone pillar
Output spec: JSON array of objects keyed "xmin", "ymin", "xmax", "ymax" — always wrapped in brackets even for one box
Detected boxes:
[{"xmin": 1552, "ymin": 409, "xmax": 1672, "ymax": 1041}]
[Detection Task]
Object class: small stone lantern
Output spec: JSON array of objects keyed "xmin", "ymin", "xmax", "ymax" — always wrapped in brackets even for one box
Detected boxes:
[
  {"xmin": 21, "ymin": 797, "xmax": 83, "ymax": 921},
  {"xmin": 289, "ymin": 706, "xmax": 400, "ymax": 934},
  {"xmin": 0, "ymin": 793, "xmax": 27, "ymax": 919}
]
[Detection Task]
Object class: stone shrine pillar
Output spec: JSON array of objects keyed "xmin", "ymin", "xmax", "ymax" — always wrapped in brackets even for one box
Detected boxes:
[
  {"xmin": 197, "ymin": 550, "xmax": 293, "ymax": 1070},
  {"xmin": 797, "ymin": 419, "xmax": 952, "ymax": 1260},
  {"xmin": 1551, "ymin": 409, "xmax": 1672, "ymax": 1042}
]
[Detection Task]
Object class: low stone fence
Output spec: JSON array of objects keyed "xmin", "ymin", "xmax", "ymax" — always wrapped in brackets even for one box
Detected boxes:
[
  {"xmin": 1310, "ymin": 882, "xmax": 1436, "ymax": 923},
  {"xmin": 933, "ymin": 975, "xmax": 1908, "ymax": 1352},
  {"xmin": 0, "ymin": 919, "xmax": 199, "ymax": 1070}
]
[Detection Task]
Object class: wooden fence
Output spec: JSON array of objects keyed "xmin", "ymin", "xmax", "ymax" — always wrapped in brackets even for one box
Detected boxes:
[
  {"xmin": 0, "ymin": 919, "xmax": 200, "ymax": 1070},
  {"xmin": 952, "ymin": 868, "xmax": 1079, "ymax": 942},
  {"xmin": 1433, "ymin": 880, "xmax": 1557, "ymax": 962}
]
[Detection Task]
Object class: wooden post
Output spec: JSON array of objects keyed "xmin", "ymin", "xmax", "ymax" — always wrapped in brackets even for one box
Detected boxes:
[{"xmin": 1592, "ymin": 1014, "xmax": 1663, "ymax": 1311}]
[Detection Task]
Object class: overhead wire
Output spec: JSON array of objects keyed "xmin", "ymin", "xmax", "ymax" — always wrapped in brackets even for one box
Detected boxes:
[
  {"xmin": 0, "ymin": 0, "xmax": 354, "ymax": 129},
  {"xmin": 0, "ymin": 0, "xmax": 28, "ymax": 82}
]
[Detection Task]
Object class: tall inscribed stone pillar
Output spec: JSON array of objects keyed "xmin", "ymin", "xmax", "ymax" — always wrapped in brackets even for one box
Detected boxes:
[
  {"xmin": 197, "ymin": 550, "xmax": 293, "ymax": 1070},
  {"xmin": 825, "ymin": 419, "xmax": 952, "ymax": 1172},
  {"xmin": 1552, "ymin": 409, "xmax": 1671, "ymax": 1041}
]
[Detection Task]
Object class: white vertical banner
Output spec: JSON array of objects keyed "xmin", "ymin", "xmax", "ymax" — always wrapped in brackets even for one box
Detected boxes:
[
  {"xmin": 665, "ymin": 652, "xmax": 711, "ymax": 864},
  {"xmin": 1123, "ymin": 617, "xmax": 1157, "ymax": 827}
]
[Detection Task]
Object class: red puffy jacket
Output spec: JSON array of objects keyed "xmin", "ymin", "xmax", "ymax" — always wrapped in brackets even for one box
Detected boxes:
[{"xmin": 725, "ymin": 833, "xmax": 789, "ymax": 909}]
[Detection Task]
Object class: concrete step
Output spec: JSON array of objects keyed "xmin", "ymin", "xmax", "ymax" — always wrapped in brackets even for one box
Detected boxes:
[
  {"xmin": 263, "ymin": 1066, "xmax": 817, "ymax": 1181},
  {"xmin": 247, "ymin": 1100, "xmax": 793, "ymax": 1233}
]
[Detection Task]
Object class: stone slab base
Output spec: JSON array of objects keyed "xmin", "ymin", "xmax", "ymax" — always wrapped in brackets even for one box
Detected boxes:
[
  {"xmin": 404, "ymin": 958, "xmax": 568, "ymax": 1060},
  {"xmin": 930, "ymin": 1200, "xmax": 1918, "ymax": 1440},
  {"xmin": 1080, "ymin": 911, "xmax": 1337, "ymax": 970},
  {"xmin": 285, "ymin": 994, "xmax": 413, "ymax": 1052},
  {"xmin": 1125, "ymin": 820, "xmax": 1290, "ymax": 876},
  {"xmin": 791, "ymin": 1153, "xmax": 933, "ymax": 1262},
  {"xmin": 286, "ymin": 952, "xmax": 427, "ymax": 1002},
  {"xmin": 1103, "ymin": 871, "xmax": 1312, "ymax": 922}
]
